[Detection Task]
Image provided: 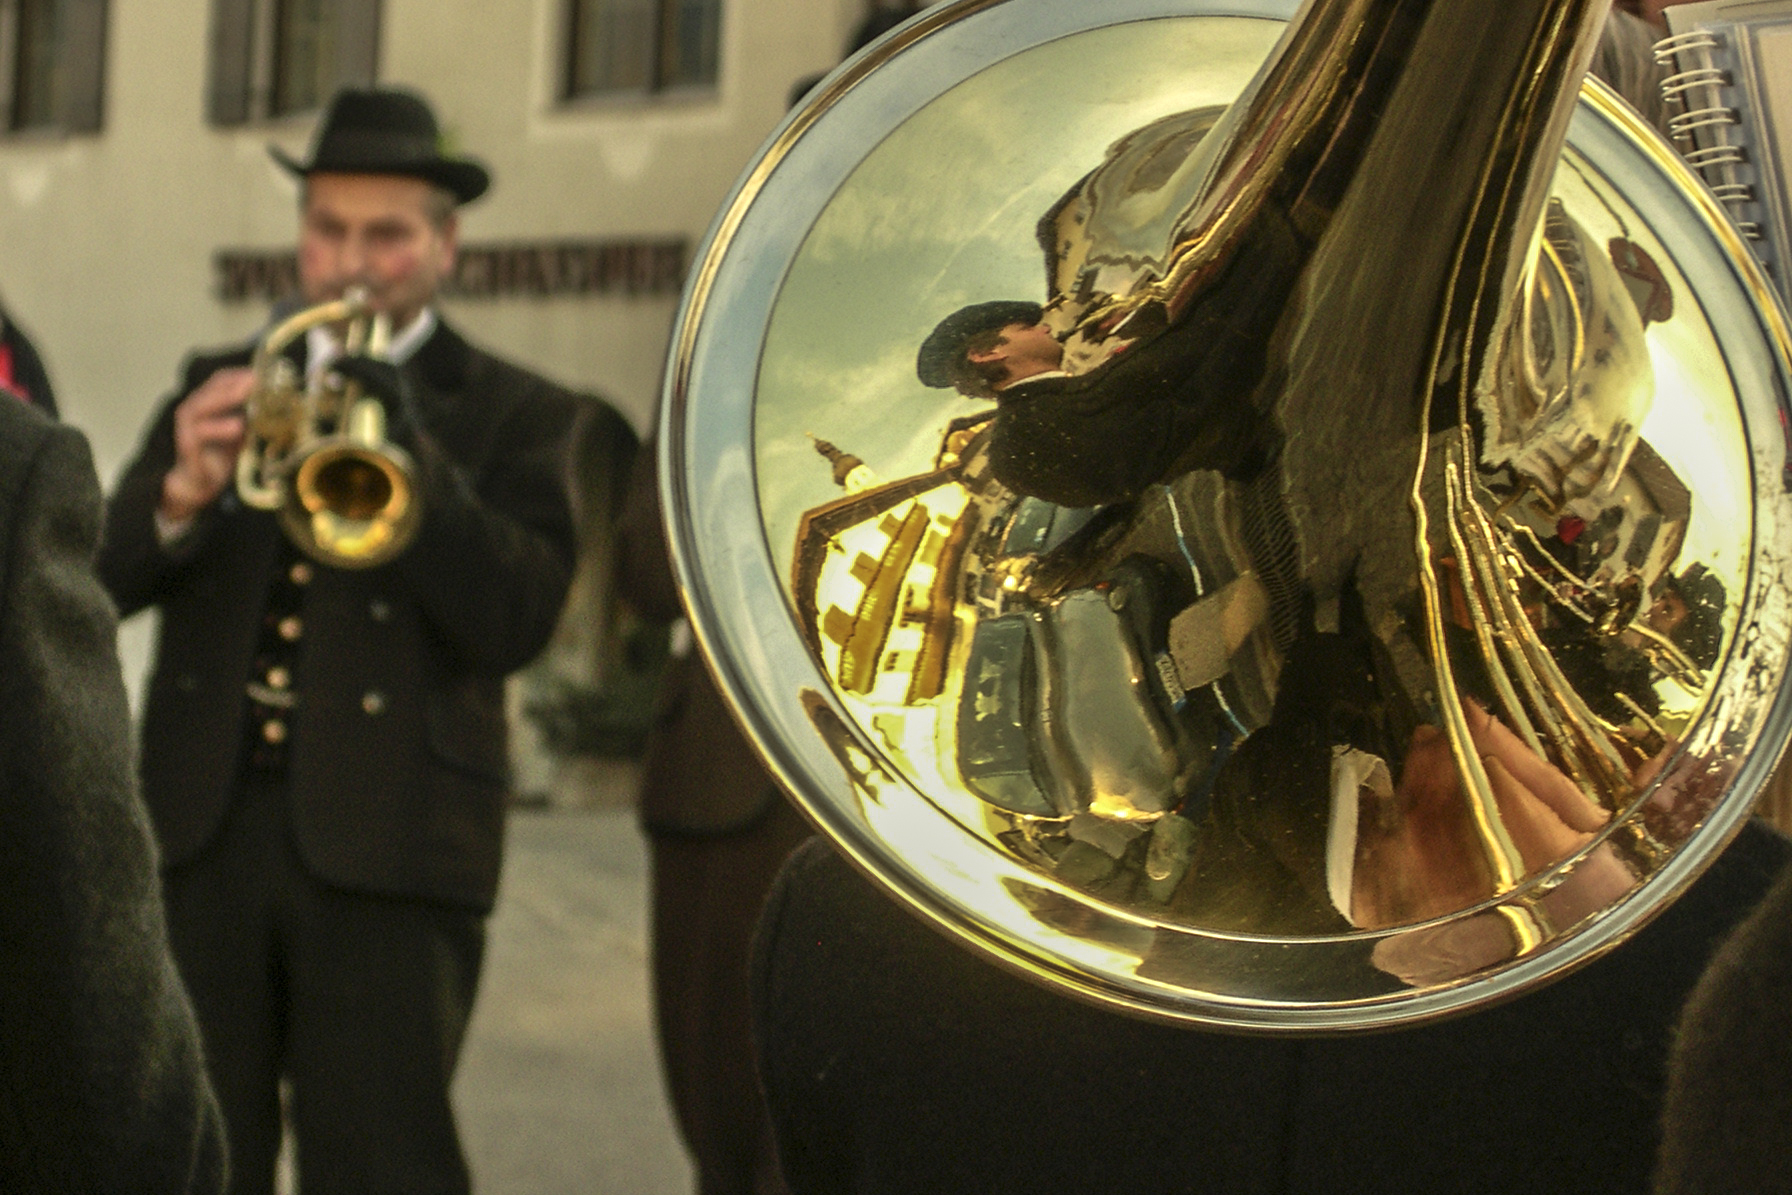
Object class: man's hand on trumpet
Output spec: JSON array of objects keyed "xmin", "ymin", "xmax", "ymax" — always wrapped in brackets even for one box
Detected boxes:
[
  {"xmin": 328, "ymin": 355, "xmax": 415, "ymax": 439},
  {"xmin": 160, "ymin": 366, "xmax": 253, "ymax": 524}
]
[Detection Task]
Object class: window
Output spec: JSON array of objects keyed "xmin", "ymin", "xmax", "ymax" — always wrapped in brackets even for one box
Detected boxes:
[
  {"xmin": 564, "ymin": 0, "xmax": 720, "ymax": 99},
  {"xmin": 207, "ymin": 0, "xmax": 380, "ymax": 126},
  {"xmin": 0, "ymin": 0, "xmax": 108, "ymax": 134}
]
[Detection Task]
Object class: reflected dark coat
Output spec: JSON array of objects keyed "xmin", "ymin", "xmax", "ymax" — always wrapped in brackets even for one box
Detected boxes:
[{"xmin": 988, "ymin": 212, "xmax": 1302, "ymax": 508}]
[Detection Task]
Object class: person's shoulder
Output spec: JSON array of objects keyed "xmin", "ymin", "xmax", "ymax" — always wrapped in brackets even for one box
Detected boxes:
[
  {"xmin": 420, "ymin": 320, "xmax": 556, "ymax": 396},
  {"xmin": 473, "ymin": 345, "xmax": 584, "ymax": 408},
  {"xmin": 0, "ymin": 394, "xmax": 56, "ymax": 480},
  {"xmin": 0, "ymin": 390, "xmax": 50, "ymax": 435},
  {"xmin": 0, "ymin": 398, "xmax": 94, "ymax": 528},
  {"xmin": 0, "ymin": 394, "xmax": 71, "ymax": 472},
  {"xmin": 427, "ymin": 319, "xmax": 627, "ymax": 427},
  {"xmin": 994, "ymin": 372, "xmax": 1072, "ymax": 405}
]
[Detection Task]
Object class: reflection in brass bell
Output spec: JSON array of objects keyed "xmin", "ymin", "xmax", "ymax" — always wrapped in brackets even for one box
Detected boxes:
[{"xmin": 665, "ymin": 0, "xmax": 1792, "ymax": 1030}]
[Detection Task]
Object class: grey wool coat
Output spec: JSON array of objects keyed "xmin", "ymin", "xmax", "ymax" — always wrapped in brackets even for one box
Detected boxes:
[{"xmin": 0, "ymin": 396, "xmax": 228, "ymax": 1192}]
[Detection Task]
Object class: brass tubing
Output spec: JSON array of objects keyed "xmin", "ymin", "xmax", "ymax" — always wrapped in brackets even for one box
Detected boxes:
[
  {"xmin": 1449, "ymin": 450, "xmax": 1603, "ymax": 792},
  {"xmin": 1458, "ymin": 468, "xmax": 1634, "ymax": 802},
  {"xmin": 1444, "ymin": 460, "xmax": 1549, "ymax": 761}
]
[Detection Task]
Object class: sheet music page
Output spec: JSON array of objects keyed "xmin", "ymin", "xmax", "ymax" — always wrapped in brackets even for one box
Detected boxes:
[
  {"xmin": 1748, "ymin": 23, "xmax": 1792, "ymax": 192},
  {"xmin": 1694, "ymin": 0, "xmax": 1792, "ymax": 23},
  {"xmin": 1666, "ymin": 2, "xmax": 1792, "ymax": 36}
]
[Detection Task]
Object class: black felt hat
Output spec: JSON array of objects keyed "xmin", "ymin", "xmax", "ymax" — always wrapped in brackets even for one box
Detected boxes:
[
  {"xmin": 916, "ymin": 300, "xmax": 1045, "ymax": 388},
  {"xmin": 270, "ymin": 87, "xmax": 490, "ymax": 205}
]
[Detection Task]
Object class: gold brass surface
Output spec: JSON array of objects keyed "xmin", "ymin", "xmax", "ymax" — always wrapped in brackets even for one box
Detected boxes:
[
  {"xmin": 236, "ymin": 288, "xmax": 422, "ymax": 569},
  {"xmin": 666, "ymin": 0, "xmax": 1792, "ymax": 1029}
]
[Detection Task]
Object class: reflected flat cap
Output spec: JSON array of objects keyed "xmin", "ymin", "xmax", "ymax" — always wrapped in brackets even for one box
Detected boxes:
[{"xmin": 916, "ymin": 300, "xmax": 1045, "ymax": 388}]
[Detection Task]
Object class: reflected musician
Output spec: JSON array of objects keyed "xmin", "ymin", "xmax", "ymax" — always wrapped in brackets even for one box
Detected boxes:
[{"xmin": 900, "ymin": 93, "xmax": 1720, "ymax": 939}]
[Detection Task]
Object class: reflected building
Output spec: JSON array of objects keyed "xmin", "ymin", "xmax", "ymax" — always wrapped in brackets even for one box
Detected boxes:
[{"xmin": 793, "ymin": 420, "xmax": 988, "ymax": 786}]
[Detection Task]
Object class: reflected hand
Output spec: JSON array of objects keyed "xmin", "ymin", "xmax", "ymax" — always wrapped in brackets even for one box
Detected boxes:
[
  {"xmin": 1351, "ymin": 701, "xmax": 1606, "ymax": 929},
  {"xmin": 1351, "ymin": 724, "xmax": 1495, "ymax": 929}
]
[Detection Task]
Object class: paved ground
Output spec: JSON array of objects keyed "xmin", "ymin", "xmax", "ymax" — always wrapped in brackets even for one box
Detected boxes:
[{"xmin": 452, "ymin": 805, "xmax": 694, "ymax": 1195}]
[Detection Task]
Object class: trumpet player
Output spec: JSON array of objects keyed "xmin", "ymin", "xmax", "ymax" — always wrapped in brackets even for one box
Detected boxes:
[{"xmin": 96, "ymin": 87, "xmax": 629, "ymax": 1195}]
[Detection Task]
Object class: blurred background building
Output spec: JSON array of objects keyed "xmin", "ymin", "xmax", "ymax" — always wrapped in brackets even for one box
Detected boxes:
[{"xmin": 0, "ymin": 0, "xmax": 886, "ymax": 791}]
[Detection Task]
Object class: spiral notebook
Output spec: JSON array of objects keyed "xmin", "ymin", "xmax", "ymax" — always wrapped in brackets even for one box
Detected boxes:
[{"xmin": 1656, "ymin": 1, "xmax": 1792, "ymax": 288}]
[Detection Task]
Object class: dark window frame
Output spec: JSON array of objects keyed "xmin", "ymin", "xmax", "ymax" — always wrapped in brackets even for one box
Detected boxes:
[
  {"xmin": 207, "ymin": 0, "xmax": 380, "ymax": 128},
  {"xmin": 0, "ymin": 0, "xmax": 109, "ymax": 136},
  {"xmin": 561, "ymin": 0, "xmax": 722, "ymax": 103}
]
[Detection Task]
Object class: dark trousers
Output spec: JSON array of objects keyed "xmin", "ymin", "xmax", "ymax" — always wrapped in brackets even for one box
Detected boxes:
[
  {"xmin": 651, "ymin": 798, "xmax": 811, "ymax": 1195},
  {"xmin": 163, "ymin": 772, "xmax": 486, "ymax": 1195}
]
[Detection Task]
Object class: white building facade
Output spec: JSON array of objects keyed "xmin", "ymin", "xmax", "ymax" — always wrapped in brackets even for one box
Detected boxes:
[
  {"xmin": 0, "ymin": 0, "xmax": 874, "ymax": 731},
  {"xmin": 0, "ymin": 0, "xmax": 869, "ymax": 470}
]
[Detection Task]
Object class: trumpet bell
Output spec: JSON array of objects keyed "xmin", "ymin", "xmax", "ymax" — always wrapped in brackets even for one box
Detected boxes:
[
  {"xmin": 280, "ymin": 437, "xmax": 422, "ymax": 570},
  {"xmin": 666, "ymin": 0, "xmax": 1792, "ymax": 1030}
]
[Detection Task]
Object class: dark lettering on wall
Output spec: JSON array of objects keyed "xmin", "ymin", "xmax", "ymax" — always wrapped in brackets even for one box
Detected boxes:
[{"xmin": 214, "ymin": 238, "xmax": 690, "ymax": 303}]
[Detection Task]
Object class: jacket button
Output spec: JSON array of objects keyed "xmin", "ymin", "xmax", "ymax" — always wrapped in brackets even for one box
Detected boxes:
[
  {"xmin": 289, "ymin": 562, "xmax": 314, "ymax": 586},
  {"xmin": 361, "ymin": 690, "xmax": 387, "ymax": 716},
  {"xmin": 176, "ymin": 674, "xmax": 197, "ymax": 692},
  {"xmin": 278, "ymin": 615, "xmax": 303, "ymax": 641},
  {"xmin": 369, "ymin": 599, "xmax": 392, "ymax": 623}
]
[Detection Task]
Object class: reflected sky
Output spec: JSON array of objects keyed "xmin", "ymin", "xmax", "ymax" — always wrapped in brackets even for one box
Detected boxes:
[
  {"xmin": 755, "ymin": 15, "xmax": 1284, "ymax": 554},
  {"xmin": 753, "ymin": 14, "xmax": 1752, "ymax": 648}
]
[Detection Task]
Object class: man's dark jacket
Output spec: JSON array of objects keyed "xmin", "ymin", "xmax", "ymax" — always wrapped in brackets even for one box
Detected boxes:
[
  {"xmin": 0, "ymin": 398, "xmax": 227, "ymax": 1191},
  {"xmin": 756, "ymin": 823, "xmax": 1791, "ymax": 1195},
  {"xmin": 98, "ymin": 319, "xmax": 579, "ymax": 911},
  {"xmin": 1656, "ymin": 858, "xmax": 1792, "ymax": 1194}
]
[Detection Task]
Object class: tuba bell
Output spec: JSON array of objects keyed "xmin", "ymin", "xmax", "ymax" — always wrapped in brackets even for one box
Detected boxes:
[
  {"xmin": 665, "ymin": 0, "xmax": 1792, "ymax": 1029},
  {"xmin": 236, "ymin": 286, "xmax": 423, "ymax": 569}
]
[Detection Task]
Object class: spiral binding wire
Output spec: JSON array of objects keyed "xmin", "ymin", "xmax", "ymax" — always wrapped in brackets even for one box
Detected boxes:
[
  {"xmin": 1657, "ymin": 33, "xmax": 1741, "ymax": 142},
  {"xmin": 1653, "ymin": 28, "xmax": 1769, "ymax": 246},
  {"xmin": 1653, "ymin": 30, "xmax": 1722, "ymax": 63},
  {"xmin": 1684, "ymin": 144, "xmax": 1748, "ymax": 169},
  {"xmin": 1669, "ymin": 106, "xmax": 1742, "ymax": 138},
  {"xmin": 1661, "ymin": 66, "xmax": 1731, "ymax": 101}
]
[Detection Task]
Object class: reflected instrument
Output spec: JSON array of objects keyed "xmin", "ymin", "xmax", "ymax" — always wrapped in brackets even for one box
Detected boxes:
[
  {"xmin": 666, "ymin": 0, "xmax": 1792, "ymax": 1028},
  {"xmin": 236, "ymin": 287, "xmax": 423, "ymax": 569}
]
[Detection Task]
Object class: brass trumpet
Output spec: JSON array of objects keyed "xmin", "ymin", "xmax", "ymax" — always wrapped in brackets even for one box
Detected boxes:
[{"xmin": 235, "ymin": 287, "xmax": 423, "ymax": 569}]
